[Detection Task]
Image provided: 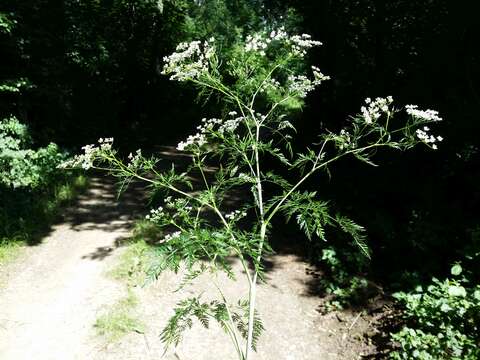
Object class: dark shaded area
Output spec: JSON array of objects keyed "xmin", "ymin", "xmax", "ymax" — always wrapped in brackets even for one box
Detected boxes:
[
  {"xmin": 267, "ymin": 0, "xmax": 480, "ymax": 287},
  {"xmin": 61, "ymin": 175, "xmax": 146, "ymax": 232}
]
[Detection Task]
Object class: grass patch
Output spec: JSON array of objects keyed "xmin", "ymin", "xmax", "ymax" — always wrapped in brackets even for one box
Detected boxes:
[
  {"xmin": 109, "ymin": 239, "xmax": 154, "ymax": 286},
  {"xmin": 0, "ymin": 238, "xmax": 22, "ymax": 264},
  {"xmin": 109, "ymin": 219, "xmax": 162, "ymax": 286},
  {"xmin": 94, "ymin": 290, "xmax": 144, "ymax": 342},
  {"xmin": 99, "ymin": 220, "xmax": 162, "ymax": 342}
]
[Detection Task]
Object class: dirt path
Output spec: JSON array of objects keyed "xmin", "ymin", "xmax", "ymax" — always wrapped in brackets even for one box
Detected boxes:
[
  {"xmin": 0, "ymin": 175, "xmax": 373, "ymax": 360},
  {"xmin": 0, "ymin": 177, "xmax": 143, "ymax": 360}
]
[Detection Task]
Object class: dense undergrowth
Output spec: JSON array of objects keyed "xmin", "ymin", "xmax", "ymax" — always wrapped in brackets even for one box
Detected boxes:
[{"xmin": 310, "ymin": 228, "xmax": 480, "ymax": 358}]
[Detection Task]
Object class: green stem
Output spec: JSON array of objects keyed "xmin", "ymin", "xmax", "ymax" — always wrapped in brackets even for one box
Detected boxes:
[{"xmin": 213, "ymin": 279, "xmax": 245, "ymax": 360}]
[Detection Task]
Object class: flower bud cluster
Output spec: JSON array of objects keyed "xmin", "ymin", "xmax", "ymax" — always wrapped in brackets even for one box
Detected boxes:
[
  {"xmin": 337, "ymin": 129, "xmax": 355, "ymax": 150},
  {"xmin": 360, "ymin": 96, "xmax": 394, "ymax": 124},
  {"xmin": 415, "ymin": 127, "xmax": 443, "ymax": 149},
  {"xmin": 127, "ymin": 149, "xmax": 143, "ymax": 168},
  {"xmin": 162, "ymin": 38, "xmax": 215, "ymax": 81},
  {"xmin": 177, "ymin": 133, "xmax": 207, "ymax": 151},
  {"xmin": 98, "ymin": 137, "xmax": 114, "ymax": 150},
  {"xmin": 245, "ymin": 33, "xmax": 269, "ymax": 55},
  {"xmin": 225, "ymin": 209, "xmax": 247, "ymax": 221},
  {"xmin": 312, "ymin": 66, "xmax": 331, "ymax": 83},
  {"xmin": 406, "ymin": 105, "xmax": 442, "ymax": 122},
  {"xmin": 160, "ymin": 231, "xmax": 181, "ymax": 244},
  {"xmin": 145, "ymin": 206, "xmax": 164, "ymax": 222},
  {"xmin": 221, "ymin": 118, "xmax": 242, "ymax": 133},
  {"xmin": 238, "ymin": 173, "xmax": 255, "ymax": 183},
  {"xmin": 245, "ymin": 28, "xmax": 289, "ymax": 55},
  {"xmin": 163, "ymin": 196, "xmax": 193, "ymax": 213},
  {"xmin": 260, "ymin": 77, "xmax": 281, "ymax": 93}
]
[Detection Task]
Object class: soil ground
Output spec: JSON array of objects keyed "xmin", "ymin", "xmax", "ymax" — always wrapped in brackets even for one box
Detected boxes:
[{"xmin": 0, "ymin": 174, "xmax": 378, "ymax": 360}]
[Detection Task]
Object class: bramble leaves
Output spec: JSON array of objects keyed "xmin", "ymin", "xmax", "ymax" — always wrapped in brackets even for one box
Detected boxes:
[{"xmin": 391, "ymin": 271, "xmax": 480, "ymax": 359}]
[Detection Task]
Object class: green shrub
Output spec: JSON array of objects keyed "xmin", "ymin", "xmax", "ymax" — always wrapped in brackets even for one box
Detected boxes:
[
  {"xmin": 0, "ymin": 116, "xmax": 68, "ymax": 189},
  {"xmin": 390, "ymin": 264, "xmax": 480, "ymax": 359}
]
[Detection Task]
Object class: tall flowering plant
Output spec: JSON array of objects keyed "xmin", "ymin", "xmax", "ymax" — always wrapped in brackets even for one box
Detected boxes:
[{"xmin": 62, "ymin": 28, "xmax": 442, "ymax": 359}]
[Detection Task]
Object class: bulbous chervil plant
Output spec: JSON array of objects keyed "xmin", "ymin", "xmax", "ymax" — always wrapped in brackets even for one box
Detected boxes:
[{"xmin": 62, "ymin": 28, "xmax": 443, "ymax": 359}]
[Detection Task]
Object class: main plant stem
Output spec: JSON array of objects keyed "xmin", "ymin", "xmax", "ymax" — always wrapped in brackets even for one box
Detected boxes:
[{"xmin": 245, "ymin": 119, "xmax": 266, "ymax": 359}]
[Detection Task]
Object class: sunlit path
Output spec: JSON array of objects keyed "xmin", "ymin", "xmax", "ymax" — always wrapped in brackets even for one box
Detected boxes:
[{"xmin": 0, "ymin": 177, "xmax": 143, "ymax": 360}]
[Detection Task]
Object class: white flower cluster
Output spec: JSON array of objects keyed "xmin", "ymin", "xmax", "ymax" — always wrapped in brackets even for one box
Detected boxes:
[
  {"xmin": 177, "ymin": 114, "xmax": 244, "ymax": 151},
  {"xmin": 288, "ymin": 66, "xmax": 330, "ymax": 98},
  {"xmin": 245, "ymin": 33, "xmax": 269, "ymax": 55},
  {"xmin": 311, "ymin": 66, "xmax": 330, "ymax": 82},
  {"xmin": 337, "ymin": 129, "xmax": 355, "ymax": 150},
  {"xmin": 269, "ymin": 28, "xmax": 288, "ymax": 41},
  {"xmin": 260, "ymin": 77, "xmax": 281, "ymax": 92},
  {"xmin": 177, "ymin": 133, "xmax": 207, "ymax": 151},
  {"xmin": 163, "ymin": 196, "xmax": 193, "ymax": 213},
  {"xmin": 98, "ymin": 137, "xmax": 114, "ymax": 150},
  {"xmin": 225, "ymin": 209, "xmax": 247, "ymax": 221},
  {"xmin": 59, "ymin": 138, "xmax": 113, "ymax": 170},
  {"xmin": 160, "ymin": 231, "xmax": 181, "ymax": 244},
  {"xmin": 405, "ymin": 105, "xmax": 442, "ymax": 122},
  {"xmin": 289, "ymin": 34, "xmax": 323, "ymax": 56},
  {"xmin": 163, "ymin": 196, "xmax": 173, "ymax": 206},
  {"xmin": 221, "ymin": 118, "xmax": 242, "ymax": 133},
  {"xmin": 360, "ymin": 96, "xmax": 394, "ymax": 124},
  {"xmin": 245, "ymin": 28, "xmax": 322, "ymax": 57},
  {"xmin": 127, "ymin": 149, "xmax": 143, "ymax": 168},
  {"xmin": 162, "ymin": 38, "xmax": 215, "ymax": 81},
  {"xmin": 145, "ymin": 206, "xmax": 164, "ymax": 222},
  {"xmin": 253, "ymin": 112, "xmax": 267, "ymax": 123},
  {"xmin": 415, "ymin": 126, "xmax": 443, "ymax": 150}
]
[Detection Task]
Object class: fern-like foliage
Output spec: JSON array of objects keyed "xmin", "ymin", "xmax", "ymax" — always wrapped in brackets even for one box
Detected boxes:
[
  {"xmin": 161, "ymin": 297, "xmax": 264, "ymax": 353},
  {"xmin": 233, "ymin": 300, "xmax": 264, "ymax": 351},
  {"xmin": 281, "ymin": 191, "xmax": 370, "ymax": 257},
  {"xmin": 333, "ymin": 215, "xmax": 370, "ymax": 258},
  {"xmin": 161, "ymin": 297, "xmax": 210, "ymax": 347},
  {"xmin": 146, "ymin": 228, "xmax": 235, "ymax": 283},
  {"xmin": 282, "ymin": 191, "xmax": 331, "ymax": 241}
]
